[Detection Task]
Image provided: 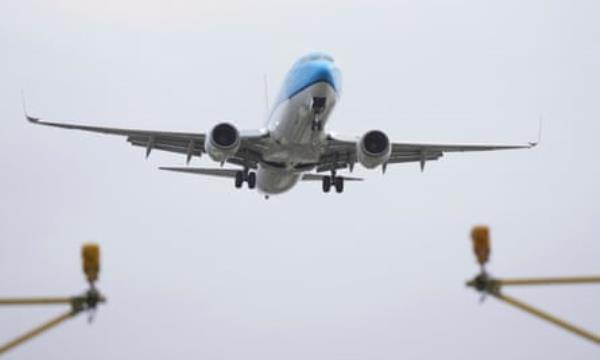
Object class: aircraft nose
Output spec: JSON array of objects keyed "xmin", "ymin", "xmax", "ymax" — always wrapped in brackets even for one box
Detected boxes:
[
  {"xmin": 307, "ymin": 61, "xmax": 341, "ymax": 92},
  {"xmin": 312, "ymin": 63, "xmax": 334, "ymax": 82}
]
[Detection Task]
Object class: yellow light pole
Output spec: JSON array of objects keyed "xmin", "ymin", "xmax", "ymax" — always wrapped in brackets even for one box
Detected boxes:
[
  {"xmin": 0, "ymin": 243, "xmax": 107, "ymax": 356},
  {"xmin": 465, "ymin": 226, "xmax": 600, "ymax": 345}
]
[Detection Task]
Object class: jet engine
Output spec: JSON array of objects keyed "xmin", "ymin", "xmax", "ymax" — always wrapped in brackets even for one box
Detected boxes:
[
  {"xmin": 205, "ymin": 122, "xmax": 241, "ymax": 162},
  {"xmin": 357, "ymin": 130, "xmax": 391, "ymax": 169}
]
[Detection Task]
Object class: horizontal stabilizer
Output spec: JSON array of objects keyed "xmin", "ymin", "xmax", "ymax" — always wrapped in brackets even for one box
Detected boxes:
[
  {"xmin": 302, "ymin": 174, "xmax": 363, "ymax": 181},
  {"xmin": 159, "ymin": 167, "xmax": 238, "ymax": 178}
]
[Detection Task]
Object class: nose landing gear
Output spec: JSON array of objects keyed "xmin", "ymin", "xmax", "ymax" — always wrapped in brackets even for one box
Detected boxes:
[
  {"xmin": 311, "ymin": 97, "xmax": 326, "ymax": 131},
  {"xmin": 311, "ymin": 115, "xmax": 323, "ymax": 132}
]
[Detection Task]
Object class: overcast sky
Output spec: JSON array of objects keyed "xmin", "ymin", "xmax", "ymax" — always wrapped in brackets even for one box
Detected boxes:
[{"xmin": 1, "ymin": 0, "xmax": 599, "ymax": 359}]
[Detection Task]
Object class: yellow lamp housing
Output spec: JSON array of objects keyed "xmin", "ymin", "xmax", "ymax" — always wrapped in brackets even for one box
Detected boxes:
[
  {"xmin": 82, "ymin": 243, "xmax": 100, "ymax": 284},
  {"xmin": 471, "ymin": 226, "xmax": 490, "ymax": 266}
]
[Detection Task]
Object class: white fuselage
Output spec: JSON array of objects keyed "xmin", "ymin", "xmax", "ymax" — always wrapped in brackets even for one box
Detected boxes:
[{"xmin": 256, "ymin": 82, "xmax": 338, "ymax": 195}]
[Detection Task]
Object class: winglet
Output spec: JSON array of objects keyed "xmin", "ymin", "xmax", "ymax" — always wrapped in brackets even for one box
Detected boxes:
[
  {"xmin": 263, "ymin": 73, "xmax": 270, "ymax": 120},
  {"xmin": 21, "ymin": 90, "xmax": 39, "ymax": 123},
  {"xmin": 528, "ymin": 117, "xmax": 543, "ymax": 147}
]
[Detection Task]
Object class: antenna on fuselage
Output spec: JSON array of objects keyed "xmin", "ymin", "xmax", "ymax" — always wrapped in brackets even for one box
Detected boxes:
[{"xmin": 263, "ymin": 73, "xmax": 270, "ymax": 120}]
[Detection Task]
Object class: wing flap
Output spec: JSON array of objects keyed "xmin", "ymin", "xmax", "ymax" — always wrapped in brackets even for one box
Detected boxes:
[
  {"xmin": 387, "ymin": 153, "xmax": 443, "ymax": 164},
  {"xmin": 301, "ymin": 173, "xmax": 363, "ymax": 181},
  {"xmin": 127, "ymin": 136, "xmax": 204, "ymax": 156},
  {"xmin": 158, "ymin": 167, "xmax": 239, "ymax": 178}
]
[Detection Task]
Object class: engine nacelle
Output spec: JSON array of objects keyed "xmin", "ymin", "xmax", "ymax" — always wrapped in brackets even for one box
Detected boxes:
[
  {"xmin": 357, "ymin": 130, "xmax": 391, "ymax": 169},
  {"xmin": 205, "ymin": 122, "xmax": 241, "ymax": 162}
]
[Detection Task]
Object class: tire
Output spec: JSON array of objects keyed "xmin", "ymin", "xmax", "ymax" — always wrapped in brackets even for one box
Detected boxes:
[
  {"xmin": 335, "ymin": 177, "xmax": 344, "ymax": 193},
  {"xmin": 235, "ymin": 171, "xmax": 244, "ymax": 188},
  {"xmin": 322, "ymin": 176, "xmax": 331, "ymax": 193},
  {"xmin": 247, "ymin": 172, "xmax": 256, "ymax": 189}
]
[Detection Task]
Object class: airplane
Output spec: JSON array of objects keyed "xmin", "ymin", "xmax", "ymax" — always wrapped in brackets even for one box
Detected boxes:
[{"xmin": 26, "ymin": 52, "xmax": 537, "ymax": 198}]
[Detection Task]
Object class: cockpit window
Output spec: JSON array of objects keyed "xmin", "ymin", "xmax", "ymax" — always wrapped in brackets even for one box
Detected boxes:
[{"xmin": 296, "ymin": 53, "xmax": 335, "ymax": 64}]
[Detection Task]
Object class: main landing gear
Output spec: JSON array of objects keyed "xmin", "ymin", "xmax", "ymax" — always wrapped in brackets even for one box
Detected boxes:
[
  {"xmin": 234, "ymin": 170, "xmax": 256, "ymax": 189},
  {"xmin": 322, "ymin": 172, "xmax": 344, "ymax": 194}
]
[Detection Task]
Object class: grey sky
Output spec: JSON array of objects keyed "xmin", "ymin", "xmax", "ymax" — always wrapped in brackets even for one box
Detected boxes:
[{"xmin": 1, "ymin": 0, "xmax": 599, "ymax": 358}]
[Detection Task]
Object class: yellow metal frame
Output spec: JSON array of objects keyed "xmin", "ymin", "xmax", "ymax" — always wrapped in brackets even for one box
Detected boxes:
[
  {"xmin": 0, "ymin": 290, "xmax": 106, "ymax": 355},
  {"xmin": 0, "ymin": 243, "xmax": 105, "ymax": 356},
  {"xmin": 467, "ymin": 273, "xmax": 600, "ymax": 344},
  {"xmin": 467, "ymin": 225, "xmax": 599, "ymax": 345},
  {"xmin": 0, "ymin": 310, "xmax": 76, "ymax": 354}
]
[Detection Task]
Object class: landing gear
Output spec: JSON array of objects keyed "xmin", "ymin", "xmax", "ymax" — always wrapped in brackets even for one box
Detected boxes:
[
  {"xmin": 322, "ymin": 176, "xmax": 331, "ymax": 193},
  {"xmin": 312, "ymin": 97, "xmax": 327, "ymax": 112},
  {"xmin": 321, "ymin": 173, "xmax": 344, "ymax": 194},
  {"xmin": 334, "ymin": 176, "xmax": 344, "ymax": 193},
  {"xmin": 235, "ymin": 171, "xmax": 244, "ymax": 188},
  {"xmin": 311, "ymin": 97, "xmax": 326, "ymax": 132},
  {"xmin": 234, "ymin": 169, "xmax": 256, "ymax": 190},
  {"xmin": 311, "ymin": 114, "xmax": 323, "ymax": 131},
  {"xmin": 247, "ymin": 172, "xmax": 256, "ymax": 189}
]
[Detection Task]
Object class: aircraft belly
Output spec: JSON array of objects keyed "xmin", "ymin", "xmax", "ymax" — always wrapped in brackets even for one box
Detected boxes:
[
  {"xmin": 261, "ymin": 144, "xmax": 321, "ymax": 163},
  {"xmin": 257, "ymin": 166, "xmax": 301, "ymax": 195}
]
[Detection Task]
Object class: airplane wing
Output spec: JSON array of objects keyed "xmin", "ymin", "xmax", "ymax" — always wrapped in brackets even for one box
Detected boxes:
[
  {"xmin": 159, "ymin": 168, "xmax": 364, "ymax": 180},
  {"xmin": 318, "ymin": 134, "xmax": 538, "ymax": 172},
  {"xmin": 26, "ymin": 114, "xmax": 268, "ymax": 167}
]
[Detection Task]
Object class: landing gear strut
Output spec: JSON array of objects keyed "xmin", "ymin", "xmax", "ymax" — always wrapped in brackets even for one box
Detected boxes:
[
  {"xmin": 311, "ymin": 114, "xmax": 323, "ymax": 131},
  {"xmin": 311, "ymin": 97, "xmax": 326, "ymax": 131},
  {"xmin": 234, "ymin": 169, "xmax": 256, "ymax": 190},
  {"xmin": 322, "ymin": 171, "xmax": 344, "ymax": 194}
]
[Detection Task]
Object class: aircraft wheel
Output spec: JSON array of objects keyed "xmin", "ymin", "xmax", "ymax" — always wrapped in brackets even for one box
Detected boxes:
[
  {"xmin": 247, "ymin": 172, "xmax": 256, "ymax": 189},
  {"xmin": 235, "ymin": 171, "xmax": 244, "ymax": 188},
  {"xmin": 322, "ymin": 176, "xmax": 331, "ymax": 193},
  {"xmin": 335, "ymin": 177, "xmax": 344, "ymax": 193}
]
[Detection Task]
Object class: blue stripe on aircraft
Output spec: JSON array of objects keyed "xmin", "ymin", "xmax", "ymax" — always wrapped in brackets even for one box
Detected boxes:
[{"xmin": 273, "ymin": 59, "xmax": 342, "ymax": 111}]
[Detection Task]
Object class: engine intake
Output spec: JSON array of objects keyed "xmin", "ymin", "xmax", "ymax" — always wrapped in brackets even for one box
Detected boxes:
[
  {"xmin": 205, "ymin": 122, "xmax": 240, "ymax": 162},
  {"xmin": 357, "ymin": 130, "xmax": 391, "ymax": 169}
]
